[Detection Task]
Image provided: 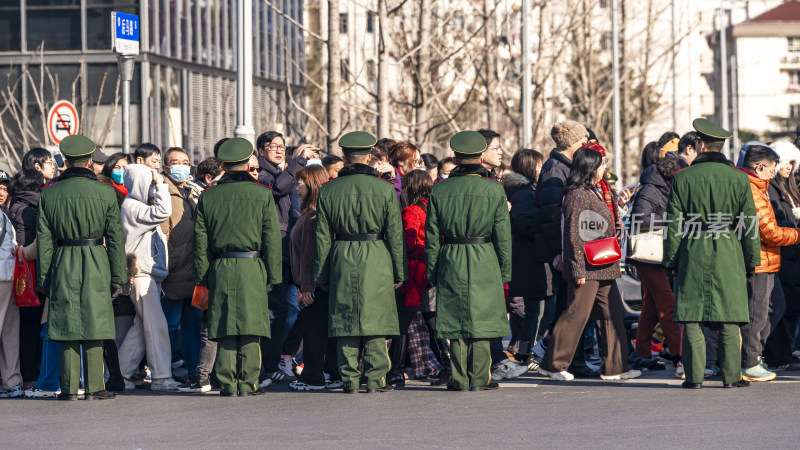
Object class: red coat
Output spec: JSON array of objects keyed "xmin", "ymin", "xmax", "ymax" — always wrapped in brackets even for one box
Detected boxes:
[{"xmin": 400, "ymin": 199, "xmax": 428, "ymax": 307}]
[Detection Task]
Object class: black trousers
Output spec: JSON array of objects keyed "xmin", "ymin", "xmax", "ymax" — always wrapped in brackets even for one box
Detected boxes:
[
  {"xmin": 19, "ymin": 303, "xmax": 44, "ymax": 382},
  {"xmin": 293, "ymin": 288, "xmax": 340, "ymax": 386}
]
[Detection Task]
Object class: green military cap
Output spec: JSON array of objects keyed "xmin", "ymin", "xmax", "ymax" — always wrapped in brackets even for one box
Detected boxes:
[
  {"xmin": 217, "ymin": 137, "xmax": 254, "ymax": 164},
  {"xmin": 60, "ymin": 134, "xmax": 96, "ymax": 161},
  {"xmin": 692, "ymin": 118, "xmax": 732, "ymax": 144},
  {"xmin": 450, "ymin": 130, "xmax": 487, "ymax": 158},
  {"xmin": 604, "ymin": 171, "xmax": 618, "ymax": 183},
  {"xmin": 338, "ymin": 131, "xmax": 377, "ymax": 155}
]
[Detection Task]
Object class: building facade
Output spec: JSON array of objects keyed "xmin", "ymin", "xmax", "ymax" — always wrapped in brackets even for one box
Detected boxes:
[{"xmin": 0, "ymin": 0, "xmax": 306, "ymax": 163}]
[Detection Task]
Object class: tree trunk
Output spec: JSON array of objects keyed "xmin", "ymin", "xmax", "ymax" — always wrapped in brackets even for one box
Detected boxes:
[
  {"xmin": 484, "ymin": 0, "xmax": 495, "ymax": 129},
  {"xmin": 414, "ymin": 0, "xmax": 431, "ymax": 149},
  {"xmin": 327, "ymin": 0, "xmax": 342, "ymax": 151},
  {"xmin": 377, "ymin": 0, "xmax": 390, "ymax": 139}
]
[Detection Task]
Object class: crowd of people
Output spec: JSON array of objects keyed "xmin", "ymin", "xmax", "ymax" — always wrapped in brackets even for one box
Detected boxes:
[{"xmin": 0, "ymin": 116, "xmax": 799, "ymax": 399}]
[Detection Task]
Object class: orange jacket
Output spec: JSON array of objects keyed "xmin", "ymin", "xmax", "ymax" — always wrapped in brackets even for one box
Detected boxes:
[{"xmin": 749, "ymin": 175, "xmax": 800, "ymax": 273}]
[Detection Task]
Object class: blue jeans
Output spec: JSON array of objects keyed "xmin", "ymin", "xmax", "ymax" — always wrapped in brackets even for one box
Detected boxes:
[
  {"xmin": 35, "ymin": 323, "xmax": 61, "ymax": 391},
  {"xmin": 261, "ymin": 280, "xmax": 299, "ymax": 372},
  {"xmin": 521, "ymin": 295, "xmax": 556, "ymax": 344},
  {"xmin": 161, "ymin": 298, "xmax": 203, "ymax": 376}
]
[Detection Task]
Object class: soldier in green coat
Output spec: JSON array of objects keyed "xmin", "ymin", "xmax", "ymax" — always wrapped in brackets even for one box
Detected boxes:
[
  {"xmin": 193, "ymin": 138, "xmax": 282, "ymax": 396},
  {"xmin": 425, "ymin": 130, "xmax": 512, "ymax": 391},
  {"xmin": 36, "ymin": 135, "xmax": 127, "ymax": 400},
  {"xmin": 312, "ymin": 131, "xmax": 406, "ymax": 394},
  {"xmin": 664, "ymin": 119, "xmax": 760, "ymax": 389}
]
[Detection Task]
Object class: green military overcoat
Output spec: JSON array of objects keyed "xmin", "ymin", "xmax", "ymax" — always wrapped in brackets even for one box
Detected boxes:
[
  {"xmin": 663, "ymin": 152, "xmax": 760, "ymax": 324},
  {"xmin": 312, "ymin": 163, "xmax": 406, "ymax": 337},
  {"xmin": 424, "ymin": 165, "xmax": 512, "ymax": 339},
  {"xmin": 36, "ymin": 168, "xmax": 127, "ymax": 341},
  {"xmin": 193, "ymin": 172, "xmax": 282, "ymax": 340}
]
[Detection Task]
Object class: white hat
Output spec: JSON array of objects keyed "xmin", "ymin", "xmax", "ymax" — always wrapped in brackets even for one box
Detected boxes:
[{"xmin": 772, "ymin": 141, "xmax": 800, "ymax": 177}]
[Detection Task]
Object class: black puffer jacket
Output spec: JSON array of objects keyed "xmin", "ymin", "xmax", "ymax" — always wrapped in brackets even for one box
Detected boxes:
[
  {"xmin": 503, "ymin": 171, "xmax": 547, "ymax": 299},
  {"xmin": 631, "ymin": 165, "xmax": 670, "ymax": 232},
  {"xmin": 769, "ymin": 179, "xmax": 800, "ymax": 303},
  {"xmin": 8, "ymin": 189, "xmax": 40, "ymax": 246},
  {"xmin": 534, "ymin": 149, "xmax": 572, "ymax": 262}
]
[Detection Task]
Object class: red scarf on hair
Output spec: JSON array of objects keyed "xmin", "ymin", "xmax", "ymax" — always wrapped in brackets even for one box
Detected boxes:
[{"xmin": 583, "ymin": 142, "xmax": 621, "ymax": 234}]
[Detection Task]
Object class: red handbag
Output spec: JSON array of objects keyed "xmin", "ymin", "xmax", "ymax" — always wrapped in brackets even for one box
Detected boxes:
[
  {"xmin": 14, "ymin": 248, "xmax": 41, "ymax": 307},
  {"xmin": 584, "ymin": 237, "xmax": 621, "ymax": 266}
]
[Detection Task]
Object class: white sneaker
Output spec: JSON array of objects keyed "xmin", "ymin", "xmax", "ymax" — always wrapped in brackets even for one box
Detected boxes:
[
  {"xmin": 532, "ymin": 340, "xmax": 547, "ymax": 359},
  {"xmin": 600, "ymin": 369, "xmax": 642, "ymax": 380},
  {"xmin": 171, "ymin": 359, "xmax": 185, "ymax": 370},
  {"xmin": 278, "ymin": 354, "xmax": 296, "ymax": 379},
  {"xmin": 150, "ymin": 378, "xmax": 181, "ymax": 391},
  {"xmin": 537, "ymin": 366, "xmax": 575, "ymax": 381},
  {"xmin": 325, "ymin": 379, "xmax": 343, "ymax": 389},
  {"xmin": 674, "ymin": 362, "xmax": 685, "ymax": 379},
  {"xmin": 289, "ymin": 381, "xmax": 325, "ymax": 391},
  {"xmin": 258, "ymin": 377, "xmax": 273, "ymax": 389},
  {"xmin": 491, "ymin": 358, "xmax": 528, "ymax": 380},
  {"xmin": 24, "ymin": 387, "xmax": 59, "ymax": 398},
  {"xmin": 0, "ymin": 385, "xmax": 23, "ymax": 398}
]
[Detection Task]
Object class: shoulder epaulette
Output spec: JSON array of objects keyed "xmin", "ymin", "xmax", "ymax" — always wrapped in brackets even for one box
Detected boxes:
[
  {"xmin": 377, "ymin": 176, "xmax": 394, "ymax": 185},
  {"xmin": 487, "ymin": 177, "xmax": 503, "ymax": 184},
  {"xmin": 253, "ymin": 181, "xmax": 273, "ymax": 190},
  {"xmin": 96, "ymin": 180, "xmax": 116, "ymax": 189}
]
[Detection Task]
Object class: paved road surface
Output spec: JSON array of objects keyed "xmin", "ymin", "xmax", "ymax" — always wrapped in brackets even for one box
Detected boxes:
[{"xmin": 2, "ymin": 367, "xmax": 800, "ymax": 449}]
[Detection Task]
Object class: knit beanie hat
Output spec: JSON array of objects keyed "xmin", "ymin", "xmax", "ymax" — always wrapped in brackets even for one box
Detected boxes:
[{"xmin": 551, "ymin": 121, "xmax": 588, "ymax": 150}]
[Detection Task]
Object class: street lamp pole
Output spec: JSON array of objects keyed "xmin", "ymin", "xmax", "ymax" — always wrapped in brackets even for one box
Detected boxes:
[
  {"xmin": 521, "ymin": 0, "xmax": 532, "ymax": 148},
  {"xmin": 611, "ymin": 0, "xmax": 622, "ymax": 180},
  {"xmin": 234, "ymin": 0, "xmax": 255, "ymax": 145}
]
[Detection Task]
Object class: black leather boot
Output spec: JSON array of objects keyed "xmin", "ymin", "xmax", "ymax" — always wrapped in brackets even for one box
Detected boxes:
[
  {"xmin": 103, "ymin": 340, "xmax": 126, "ymax": 392},
  {"xmin": 387, "ymin": 335, "xmax": 408, "ymax": 386}
]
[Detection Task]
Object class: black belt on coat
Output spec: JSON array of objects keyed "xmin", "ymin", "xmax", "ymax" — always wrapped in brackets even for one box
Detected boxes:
[
  {"xmin": 334, "ymin": 233, "xmax": 384, "ymax": 241},
  {"xmin": 684, "ymin": 223, "xmax": 735, "ymax": 232},
  {"xmin": 442, "ymin": 236, "xmax": 491, "ymax": 244},
  {"xmin": 213, "ymin": 251, "xmax": 261, "ymax": 259},
  {"xmin": 57, "ymin": 238, "xmax": 103, "ymax": 246}
]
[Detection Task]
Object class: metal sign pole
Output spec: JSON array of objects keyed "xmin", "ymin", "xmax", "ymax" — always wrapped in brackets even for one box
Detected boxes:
[
  {"xmin": 118, "ymin": 55, "xmax": 135, "ymax": 154},
  {"xmin": 112, "ymin": 11, "xmax": 139, "ymax": 154}
]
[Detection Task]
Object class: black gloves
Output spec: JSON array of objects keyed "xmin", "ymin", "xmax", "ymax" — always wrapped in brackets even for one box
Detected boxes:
[{"xmin": 111, "ymin": 283, "xmax": 122, "ymax": 300}]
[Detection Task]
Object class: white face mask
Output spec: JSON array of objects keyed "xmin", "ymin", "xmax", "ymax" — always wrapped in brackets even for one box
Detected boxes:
[{"xmin": 440, "ymin": 174, "xmax": 449, "ymax": 180}]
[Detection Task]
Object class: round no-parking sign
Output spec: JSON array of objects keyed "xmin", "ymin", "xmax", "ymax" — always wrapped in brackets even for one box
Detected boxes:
[{"xmin": 47, "ymin": 100, "xmax": 79, "ymax": 145}]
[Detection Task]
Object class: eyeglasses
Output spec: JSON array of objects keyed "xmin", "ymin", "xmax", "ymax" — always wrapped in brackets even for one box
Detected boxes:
[
  {"xmin": 249, "ymin": 166, "xmax": 260, "ymax": 173},
  {"xmin": 266, "ymin": 144, "xmax": 286, "ymax": 151}
]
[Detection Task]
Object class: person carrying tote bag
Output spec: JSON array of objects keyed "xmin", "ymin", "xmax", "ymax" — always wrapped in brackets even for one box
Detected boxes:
[
  {"xmin": 629, "ymin": 156, "xmax": 687, "ymax": 374},
  {"xmin": 538, "ymin": 145, "xmax": 640, "ymax": 382}
]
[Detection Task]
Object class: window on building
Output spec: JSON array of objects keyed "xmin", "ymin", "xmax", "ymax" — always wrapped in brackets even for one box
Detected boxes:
[
  {"xmin": 340, "ymin": 13, "xmax": 348, "ymax": 34},
  {"xmin": 367, "ymin": 59, "xmax": 376, "ymax": 86},
  {"xmin": 791, "ymin": 104, "xmax": 800, "ymax": 119},
  {"xmin": 26, "ymin": 2, "xmax": 82, "ymax": 51},
  {"xmin": 0, "ymin": 2, "xmax": 21, "ymax": 51},
  {"xmin": 86, "ymin": 1, "xmax": 138, "ymax": 50},
  {"xmin": 341, "ymin": 58, "xmax": 350, "ymax": 82},
  {"xmin": 789, "ymin": 37, "xmax": 800, "ymax": 53},
  {"xmin": 789, "ymin": 71, "xmax": 800, "ymax": 85},
  {"xmin": 367, "ymin": 11, "xmax": 375, "ymax": 33}
]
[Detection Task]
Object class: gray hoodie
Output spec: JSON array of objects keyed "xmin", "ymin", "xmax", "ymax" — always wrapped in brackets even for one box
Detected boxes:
[{"xmin": 121, "ymin": 164, "xmax": 172, "ymax": 282}]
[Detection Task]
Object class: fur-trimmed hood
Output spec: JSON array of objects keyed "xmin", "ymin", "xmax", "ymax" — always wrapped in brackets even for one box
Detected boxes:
[
  {"xmin": 772, "ymin": 141, "xmax": 800, "ymax": 177},
  {"xmin": 501, "ymin": 171, "xmax": 531, "ymax": 188}
]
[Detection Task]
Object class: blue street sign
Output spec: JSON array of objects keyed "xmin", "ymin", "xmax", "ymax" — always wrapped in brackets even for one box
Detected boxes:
[{"xmin": 112, "ymin": 11, "xmax": 140, "ymax": 55}]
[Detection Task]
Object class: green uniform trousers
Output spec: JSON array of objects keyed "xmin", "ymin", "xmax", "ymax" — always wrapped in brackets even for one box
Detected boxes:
[
  {"xmin": 683, "ymin": 322, "xmax": 741, "ymax": 385},
  {"xmin": 214, "ymin": 335, "xmax": 261, "ymax": 394},
  {"xmin": 449, "ymin": 338, "xmax": 491, "ymax": 390},
  {"xmin": 337, "ymin": 336, "xmax": 390, "ymax": 390},
  {"xmin": 61, "ymin": 340, "xmax": 104, "ymax": 395}
]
